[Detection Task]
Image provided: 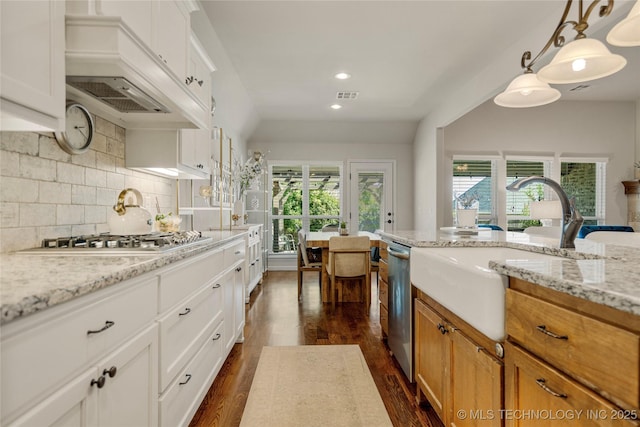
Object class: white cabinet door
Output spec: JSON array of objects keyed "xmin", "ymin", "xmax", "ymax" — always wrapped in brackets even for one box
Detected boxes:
[
  {"xmin": 0, "ymin": 0, "xmax": 64, "ymax": 131},
  {"xmin": 234, "ymin": 263, "xmax": 246, "ymax": 343},
  {"xmin": 222, "ymin": 269, "xmax": 236, "ymax": 354},
  {"xmin": 153, "ymin": 1, "xmax": 189, "ymax": 79},
  {"xmin": 8, "ymin": 369, "xmax": 98, "ymax": 427},
  {"xmin": 187, "ymin": 34, "xmax": 215, "ymax": 112},
  {"xmin": 180, "ymin": 129, "xmax": 211, "ymax": 175},
  {"xmin": 95, "ymin": 325, "xmax": 158, "ymax": 427}
]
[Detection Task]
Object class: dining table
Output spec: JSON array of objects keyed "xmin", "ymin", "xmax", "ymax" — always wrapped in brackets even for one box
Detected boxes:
[{"xmin": 306, "ymin": 231, "xmax": 381, "ymax": 303}]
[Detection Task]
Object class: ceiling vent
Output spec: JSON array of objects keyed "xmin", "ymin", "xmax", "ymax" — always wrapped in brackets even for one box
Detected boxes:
[
  {"xmin": 569, "ymin": 84, "xmax": 591, "ymax": 92},
  {"xmin": 336, "ymin": 91, "xmax": 359, "ymax": 100}
]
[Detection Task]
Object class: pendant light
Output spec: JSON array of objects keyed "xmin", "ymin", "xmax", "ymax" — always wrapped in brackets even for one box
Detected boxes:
[
  {"xmin": 495, "ymin": 0, "xmax": 630, "ymax": 108},
  {"xmin": 494, "ymin": 72, "xmax": 561, "ymax": 108},
  {"xmin": 537, "ymin": 37, "xmax": 627, "ymax": 84},
  {"xmin": 607, "ymin": 0, "xmax": 640, "ymax": 46}
]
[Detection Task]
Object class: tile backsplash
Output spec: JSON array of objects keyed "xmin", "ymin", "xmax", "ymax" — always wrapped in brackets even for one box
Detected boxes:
[{"xmin": 0, "ymin": 115, "xmax": 176, "ymax": 253}]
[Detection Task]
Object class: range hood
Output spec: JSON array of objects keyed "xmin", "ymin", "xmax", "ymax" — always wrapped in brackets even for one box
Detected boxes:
[
  {"xmin": 65, "ymin": 15, "xmax": 208, "ymax": 130},
  {"xmin": 66, "ymin": 76, "xmax": 170, "ymax": 114}
]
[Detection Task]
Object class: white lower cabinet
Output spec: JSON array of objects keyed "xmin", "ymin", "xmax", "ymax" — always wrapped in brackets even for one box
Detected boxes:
[
  {"xmin": 1, "ymin": 235, "xmax": 246, "ymax": 427},
  {"xmin": 159, "ymin": 322, "xmax": 225, "ymax": 427},
  {"xmin": 9, "ymin": 325, "xmax": 158, "ymax": 427}
]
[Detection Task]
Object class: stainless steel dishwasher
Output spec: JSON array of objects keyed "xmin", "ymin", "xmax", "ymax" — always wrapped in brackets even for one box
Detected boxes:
[{"xmin": 386, "ymin": 240, "xmax": 413, "ymax": 382}]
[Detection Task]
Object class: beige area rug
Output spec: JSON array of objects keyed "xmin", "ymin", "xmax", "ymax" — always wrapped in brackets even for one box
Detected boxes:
[{"xmin": 240, "ymin": 345, "xmax": 393, "ymax": 427}]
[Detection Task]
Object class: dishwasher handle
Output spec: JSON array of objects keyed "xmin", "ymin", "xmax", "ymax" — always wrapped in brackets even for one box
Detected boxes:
[{"xmin": 388, "ymin": 247, "xmax": 410, "ymax": 260}]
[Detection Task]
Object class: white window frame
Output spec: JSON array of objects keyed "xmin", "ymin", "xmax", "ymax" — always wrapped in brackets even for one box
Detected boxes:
[{"xmin": 559, "ymin": 157, "xmax": 608, "ymax": 224}]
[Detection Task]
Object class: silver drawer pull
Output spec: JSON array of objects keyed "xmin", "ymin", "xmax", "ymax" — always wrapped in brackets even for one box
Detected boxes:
[
  {"xmin": 235, "ymin": 250, "xmax": 242, "ymax": 255},
  {"xmin": 179, "ymin": 374, "xmax": 192, "ymax": 386},
  {"xmin": 212, "ymin": 333, "xmax": 221, "ymax": 341},
  {"xmin": 212, "ymin": 283, "xmax": 221, "ymax": 289},
  {"xmin": 87, "ymin": 320, "xmax": 115, "ymax": 335},
  {"xmin": 536, "ymin": 325, "xmax": 568, "ymax": 340},
  {"xmin": 536, "ymin": 378, "xmax": 567, "ymax": 398},
  {"xmin": 178, "ymin": 308, "xmax": 192, "ymax": 316}
]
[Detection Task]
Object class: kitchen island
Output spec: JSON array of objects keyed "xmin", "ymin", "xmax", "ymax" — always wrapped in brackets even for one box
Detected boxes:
[
  {"xmin": 378, "ymin": 229, "xmax": 640, "ymax": 426},
  {"xmin": 0, "ymin": 230, "xmax": 248, "ymax": 427}
]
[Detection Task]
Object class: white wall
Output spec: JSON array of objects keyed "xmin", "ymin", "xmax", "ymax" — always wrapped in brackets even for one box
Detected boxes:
[
  {"xmin": 443, "ymin": 100, "xmax": 636, "ymax": 227},
  {"xmin": 248, "ymin": 120, "xmax": 416, "ymax": 231}
]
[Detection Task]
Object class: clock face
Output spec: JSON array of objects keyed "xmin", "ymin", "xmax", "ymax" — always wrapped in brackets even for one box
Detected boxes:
[{"xmin": 55, "ymin": 103, "xmax": 95, "ymax": 155}]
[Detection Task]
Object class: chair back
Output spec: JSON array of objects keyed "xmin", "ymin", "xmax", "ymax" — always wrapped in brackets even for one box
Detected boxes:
[
  {"xmin": 328, "ymin": 236, "xmax": 370, "ymax": 277},
  {"xmin": 298, "ymin": 229, "xmax": 311, "ymax": 266}
]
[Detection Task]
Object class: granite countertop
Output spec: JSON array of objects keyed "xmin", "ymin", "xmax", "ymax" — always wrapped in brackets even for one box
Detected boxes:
[
  {"xmin": 0, "ymin": 230, "xmax": 246, "ymax": 325},
  {"xmin": 378, "ymin": 229, "xmax": 640, "ymax": 316}
]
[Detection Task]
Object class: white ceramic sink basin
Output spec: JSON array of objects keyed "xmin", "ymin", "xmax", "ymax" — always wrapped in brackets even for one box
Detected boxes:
[{"xmin": 410, "ymin": 247, "xmax": 564, "ymax": 341}]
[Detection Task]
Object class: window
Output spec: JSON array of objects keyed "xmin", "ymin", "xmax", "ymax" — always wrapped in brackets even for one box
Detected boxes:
[
  {"xmin": 452, "ymin": 159, "xmax": 495, "ymax": 225},
  {"xmin": 505, "ymin": 159, "xmax": 550, "ymax": 231},
  {"xmin": 270, "ymin": 163, "xmax": 342, "ymax": 254},
  {"xmin": 560, "ymin": 160, "xmax": 606, "ymax": 225}
]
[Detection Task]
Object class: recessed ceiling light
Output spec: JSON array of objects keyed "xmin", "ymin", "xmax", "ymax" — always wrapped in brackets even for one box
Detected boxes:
[
  {"xmin": 330, "ymin": 104, "xmax": 342, "ymax": 110},
  {"xmin": 334, "ymin": 72, "xmax": 351, "ymax": 80}
]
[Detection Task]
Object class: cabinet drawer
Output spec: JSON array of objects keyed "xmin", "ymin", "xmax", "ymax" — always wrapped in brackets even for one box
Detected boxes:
[
  {"xmin": 506, "ymin": 343, "xmax": 639, "ymax": 427},
  {"xmin": 1, "ymin": 276, "xmax": 157, "ymax": 422},
  {"xmin": 380, "ymin": 305, "xmax": 389, "ymax": 336},
  {"xmin": 506, "ymin": 289, "xmax": 639, "ymax": 410},
  {"xmin": 379, "ymin": 259, "xmax": 388, "ymax": 283},
  {"xmin": 159, "ymin": 322, "xmax": 225, "ymax": 427},
  {"xmin": 379, "ymin": 279, "xmax": 389, "ymax": 309},
  {"xmin": 224, "ymin": 240, "xmax": 245, "ymax": 267},
  {"xmin": 158, "ymin": 278, "xmax": 224, "ymax": 391},
  {"xmin": 159, "ymin": 248, "xmax": 223, "ymax": 312}
]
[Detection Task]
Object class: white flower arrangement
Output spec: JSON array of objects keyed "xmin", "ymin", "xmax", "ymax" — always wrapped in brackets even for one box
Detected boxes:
[{"xmin": 236, "ymin": 152, "xmax": 265, "ymax": 197}]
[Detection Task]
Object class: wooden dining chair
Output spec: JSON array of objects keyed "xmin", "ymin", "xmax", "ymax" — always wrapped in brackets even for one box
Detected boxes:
[
  {"xmin": 326, "ymin": 236, "xmax": 371, "ymax": 310},
  {"xmin": 297, "ymin": 230, "xmax": 322, "ymax": 300}
]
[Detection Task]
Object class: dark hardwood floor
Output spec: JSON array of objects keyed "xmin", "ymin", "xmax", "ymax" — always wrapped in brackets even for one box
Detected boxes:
[{"xmin": 189, "ymin": 271, "xmax": 443, "ymax": 427}]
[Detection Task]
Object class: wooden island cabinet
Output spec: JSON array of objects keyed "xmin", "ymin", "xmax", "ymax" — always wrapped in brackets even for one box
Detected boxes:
[
  {"xmin": 414, "ymin": 291, "xmax": 503, "ymax": 427},
  {"xmin": 504, "ymin": 278, "xmax": 640, "ymax": 427}
]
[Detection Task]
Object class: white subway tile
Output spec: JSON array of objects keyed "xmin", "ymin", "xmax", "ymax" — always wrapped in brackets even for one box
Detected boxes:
[
  {"xmin": 19, "ymin": 155, "xmax": 56, "ymax": 181},
  {"xmin": 106, "ymin": 171, "xmax": 125, "ymax": 190},
  {"xmin": 95, "ymin": 116, "xmax": 116, "ymax": 138},
  {"xmin": 85, "ymin": 168, "xmax": 107, "ymax": 187},
  {"xmin": 97, "ymin": 187, "xmax": 118, "ymax": 206},
  {"xmin": 115, "ymin": 125, "xmax": 125, "ymax": 143},
  {"xmin": 71, "ymin": 149, "xmax": 96, "ymax": 168},
  {"xmin": 85, "ymin": 205, "xmax": 107, "ymax": 224},
  {"xmin": 57, "ymin": 204, "xmax": 84, "ymax": 225},
  {"xmin": 91, "ymin": 133, "xmax": 107, "ymax": 153},
  {"xmin": 39, "ymin": 181, "xmax": 71, "ymax": 204},
  {"xmin": 57, "ymin": 162, "xmax": 85, "ymax": 184},
  {"xmin": 96, "ymin": 152, "xmax": 116, "ymax": 172},
  {"xmin": 71, "ymin": 224, "xmax": 96, "ymax": 236},
  {"xmin": 0, "ymin": 131, "xmax": 38, "ymax": 155},
  {"xmin": 1, "ymin": 202, "xmax": 19, "ymax": 227},
  {"xmin": 72, "ymin": 185, "xmax": 97, "ymax": 205},
  {"xmin": 37, "ymin": 225, "xmax": 72, "ymax": 242},
  {"xmin": 0, "ymin": 150, "xmax": 20, "ymax": 177},
  {"xmin": 20, "ymin": 203, "xmax": 56, "ymax": 227},
  {"xmin": 1, "ymin": 177, "xmax": 38, "ymax": 202},
  {"xmin": 0, "ymin": 227, "xmax": 38, "ymax": 253},
  {"xmin": 39, "ymin": 135, "xmax": 71, "ymax": 161}
]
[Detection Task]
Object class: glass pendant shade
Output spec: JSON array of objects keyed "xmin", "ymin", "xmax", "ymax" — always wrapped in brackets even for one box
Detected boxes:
[
  {"xmin": 538, "ymin": 38, "xmax": 627, "ymax": 84},
  {"xmin": 607, "ymin": 0, "xmax": 640, "ymax": 46},
  {"xmin": 494, "ymin": 73, "xmax": 561, "ymax": 108}
]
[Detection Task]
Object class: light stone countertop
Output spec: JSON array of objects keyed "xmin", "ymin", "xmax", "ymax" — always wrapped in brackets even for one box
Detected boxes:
[
  {"xmin": 0, "ymin": 230, "xmax": 246, "ymax": 325},
  {"xmin": 377, "ymin": 229, "xmax": 640, "ymax": 316}
]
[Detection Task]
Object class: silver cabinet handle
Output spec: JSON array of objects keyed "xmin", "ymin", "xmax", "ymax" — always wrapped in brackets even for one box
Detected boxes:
[
  {"xmin": 536, "ymin": 378, "xmax": 567, "ymax": 398},
  {"xmin": 536, "ymin": 325, "xmax": 568, "ymax": 340},
  {"xmin": 178, "ymin": 308, "xmax": 191, "ymax": 316},
  {"xmin": 87, "ymin": 320, "xmax": 115, "ymax": 335},
  {"xmin": 212, "ymin": 333, "xmax": 221, "ymax": 341},
  {"xmin": 212, "ymin": 283, "xmax": 221, "ymax": 289}
]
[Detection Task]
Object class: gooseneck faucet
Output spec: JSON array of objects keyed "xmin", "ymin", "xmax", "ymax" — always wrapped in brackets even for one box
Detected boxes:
[{"xmin": 506, "ymin": 176, "xmax": 583, "ymax": 249}]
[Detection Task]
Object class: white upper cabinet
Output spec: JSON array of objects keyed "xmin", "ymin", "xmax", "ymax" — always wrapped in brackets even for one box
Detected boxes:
[
  {"xmin": 98, "ymin": 0, "xmax": 153, "ymax": 46},
  {"xmin": 153, "ymin": 1, "xmax": 190, "ymax": 80},
  {"xmin": 187, "ymin": 33, "xmax": 216, "ymax": 114},
  {"xmin": 0, "ymin": 0, "xmax": 65, "ymax": 131}
]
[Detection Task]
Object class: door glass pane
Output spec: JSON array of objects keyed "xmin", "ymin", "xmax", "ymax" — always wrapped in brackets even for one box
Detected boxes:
[
  {"xmin": 357, "ymin": 172, "xmax": 383, "ymax": 232},
  {"xmin": 271, "ymin": 165, "xmax": 302, "ymax": 254},
  {"xmin": 309, "ymin": 165, "xmax": 341, "ymax": 231}
]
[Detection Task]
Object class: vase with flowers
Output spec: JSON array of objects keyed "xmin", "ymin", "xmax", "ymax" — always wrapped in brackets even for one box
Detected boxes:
[{"xmin": 456, "ymin": 191, "xmax": 479, "ymax": 228}]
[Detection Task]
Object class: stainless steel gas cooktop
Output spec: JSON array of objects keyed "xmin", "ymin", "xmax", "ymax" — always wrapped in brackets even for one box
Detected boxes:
[{"xmin": 19, "ymin": 231, "xmax": 212, "ymax": 256}]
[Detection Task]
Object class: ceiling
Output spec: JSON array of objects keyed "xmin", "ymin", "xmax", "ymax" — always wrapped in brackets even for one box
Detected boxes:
[{"xmin": 200, "ymin": 1, "xmax": 640, "ymax": 124}]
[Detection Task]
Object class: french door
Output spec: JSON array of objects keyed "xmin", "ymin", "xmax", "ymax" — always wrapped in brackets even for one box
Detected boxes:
[{"xmin": 348, "ymin": 161, "xmax": 394, "ymax": 233}]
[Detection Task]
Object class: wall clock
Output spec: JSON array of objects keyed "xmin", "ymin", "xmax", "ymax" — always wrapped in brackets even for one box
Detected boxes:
[{"xmin": 54, "ymin": 102, "xmax": 95, "ymax": 155}]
